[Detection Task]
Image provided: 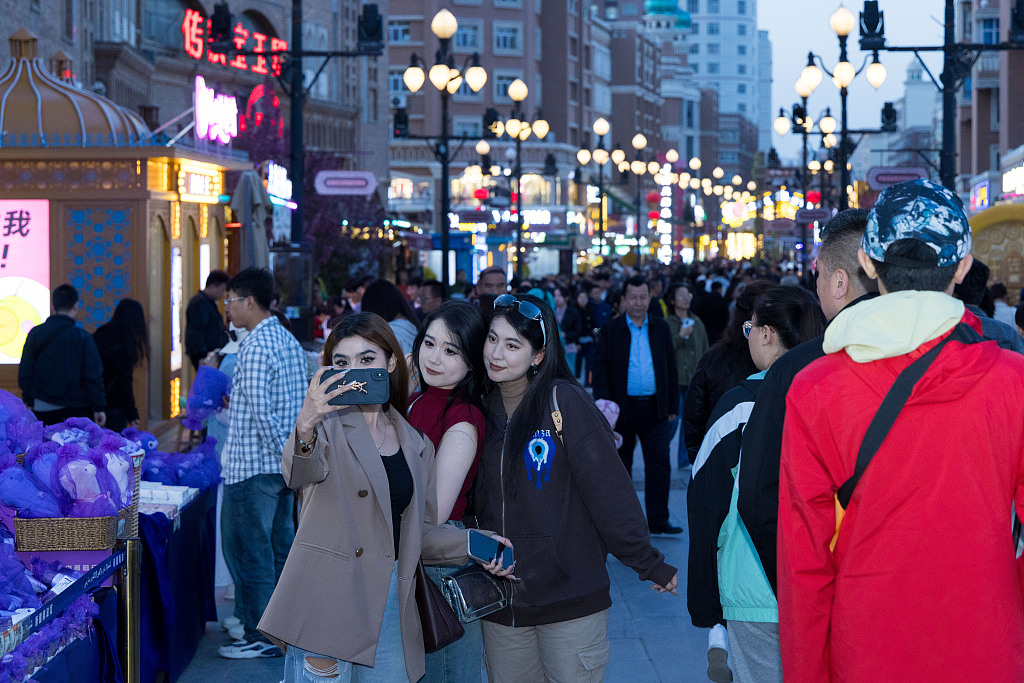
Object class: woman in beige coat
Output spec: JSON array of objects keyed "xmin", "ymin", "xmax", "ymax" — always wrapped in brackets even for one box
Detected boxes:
[{"xmin": 259, "ymin": 313, "xmax": 510, "ymax": 682}]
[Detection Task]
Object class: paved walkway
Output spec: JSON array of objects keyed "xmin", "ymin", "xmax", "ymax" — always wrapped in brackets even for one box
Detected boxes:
[{"xmin": 179, "ymin": 432, "xmax": 717, "ymax": 683}]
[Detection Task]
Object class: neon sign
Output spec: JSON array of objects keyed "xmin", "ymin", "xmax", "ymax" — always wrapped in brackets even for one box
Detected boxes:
[
  {"xmin": 182, "ymin": 9, "xmax": 287, "ymax": 76},
  {"xmin": 194, "ymin": 76, "xmax": 238, "ymax": 144},
  {"xmin": 177, "ymin": 162, "xmax": 224, "ymax": 204},
  {"xmin": 265, "ymin": 162, "xmax": 292, "ymax": 200}
]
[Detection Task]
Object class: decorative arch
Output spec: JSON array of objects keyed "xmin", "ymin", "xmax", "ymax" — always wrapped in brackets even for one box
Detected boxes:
[{"xmin": 970, "ymin": 203, "xmax": 1024, "ymax": 306}]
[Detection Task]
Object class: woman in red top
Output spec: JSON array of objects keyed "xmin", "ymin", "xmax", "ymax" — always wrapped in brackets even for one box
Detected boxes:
[{"xmin": 408, "ymin": 301, "xmax": 488, "ymax": 683}]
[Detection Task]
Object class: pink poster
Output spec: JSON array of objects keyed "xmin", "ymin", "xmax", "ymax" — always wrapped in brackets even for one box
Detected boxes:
[{"xmin": 0, "ymin": 200, "xmax": 50, "ymax": 364}]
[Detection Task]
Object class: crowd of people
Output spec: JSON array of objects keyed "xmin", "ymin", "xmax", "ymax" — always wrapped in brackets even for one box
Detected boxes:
[{"xmin": 17, "ymin": 178, "xmax": 1024, "ymax": 682}]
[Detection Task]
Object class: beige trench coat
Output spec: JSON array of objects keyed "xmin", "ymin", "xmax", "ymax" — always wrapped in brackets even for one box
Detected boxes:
[{"xmin": 258, "ymin": 406, "xmax": 469, "ymax": 681}]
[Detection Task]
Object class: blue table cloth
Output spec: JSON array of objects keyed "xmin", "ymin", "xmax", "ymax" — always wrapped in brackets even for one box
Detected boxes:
[
  {"xmin": 31, "ymin": 587, "xmax": 123, "ymax": 683},
  {"xmin": 138, "ymin": 488, "xmax": 218, "ymax": 683}
]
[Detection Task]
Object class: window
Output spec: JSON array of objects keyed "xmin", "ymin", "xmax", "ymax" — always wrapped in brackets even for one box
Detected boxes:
[
  {"xmin": 494, "ymin": 73, "xmax": 518, "ymax": 100},
  {"xmin": 738, "ymin": 23, "xmax": 747, "ymax": 36},
  {"xmin": 455, "ymin": 23, "xmax": 480, "ymax": 49},
  {"xmin": 722, "ymin": 130, "xmax": 738, "ymax": 142},
  {"xmin": 738, "ymin": 0, "xmax": 746, "ymax": 14},
  {"xmin": 707, "ymin": 62, "xmax": 719, "ymax": 74},
  {"xmin": 453, "ymin": 117, "xmax": 482, "ymax": 137},
  {"xmin": 707, "ymin": 23, "xmax": 720, "ymax": 35},
  {"xmin": 691, "ymin": 62, "xmax": 699, "ymax": 73},
  {"xmin": 980, "ymin": 18, "xmax": 999, "ymax": 44},
  {"xmin": 691, "ymin": 23, "xmax": 699, "ymax": 34},
  {"xmin": 689, "ymin": 43, "xmax": 699, "ymax": 54},
  {"xmin": 388, "ymin": 69, "xmax": 407, "ymax": 93},
  {"xmin": 494, "ymin": 0, "xmax": 521, "ymax": 7},
  {"xmin": 685, "ymin": 101, "xmax": 695, "ymax": 127},
  {"xmin": 707, "ymin": 0, "xmax": 719, "ymax": 12},
  {"xmin": 737, "ymin": 83, "xmax": 746, "ymax": 94},
  {"xmin": 738, "ymin": 64, "xmax": 746, "ymax": 74},
  {"xmin": 388, "ymin": 21, "xmax": 410, "ymax": 43},
  {"xmin": 686, "ymin": 135, "xmax": 695, "ymax": 159},
  {"xmin": 721, "ymin": 151, "xmax": 738, "ymax": 163},
  {"xmin": 707, "ymin": 43, "xmax": 719, "ymax": 54},
  {"xmin": 454, "ymin": 78, "xmax": 483, "ymax": 99},
  {"xmin": 737, "ymin": 103, "xmax": 747, "ymax": 113},
  {"xmin": 494, "ymin": 23, "xmax": 522, "ymax": 54},
  {"xmin": 737, "ymin": 44, "xmax": 746, "ymax": 56},
  {"xmin": 622, "ymin": 3, "xmax": 638, "ymax": 15},
  {"xmin": 687, "ymin": 0, "xmax": 698, "ymax": 11}
]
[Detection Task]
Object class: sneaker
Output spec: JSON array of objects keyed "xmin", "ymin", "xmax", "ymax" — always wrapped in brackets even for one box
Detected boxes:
[
  {"xmin": 224, "ymin": 583, "xmax": 235, "ymax": 601},
  {"xmin": 649, "ymin": 523, "xmax": 683, "ymax": 535},
  {"xmin": 707, "ymin": 624, "xmax": 733, "ymax": 683},
  {"xmin": 218, "ymin": 639, "xmax": 283, "ymax": 659},
  {"xmin": 220, "ymin": 616, "xmax": 240, "ymax": 632}
]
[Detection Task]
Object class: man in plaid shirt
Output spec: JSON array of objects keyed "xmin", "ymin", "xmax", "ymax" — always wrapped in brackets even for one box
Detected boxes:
[{"xmin": 217, "ymin": 268, "xmax": 308, "ymax": 660}]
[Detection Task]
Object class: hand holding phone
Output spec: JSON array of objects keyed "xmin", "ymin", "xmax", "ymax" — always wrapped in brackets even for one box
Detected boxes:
[
  {"xmin": 468, "ymin": 529, "xmax": 514, "ymax": 569},
  {"xmin": 319, "ymin": 368, "xmax": 390, "ymax": 406}
]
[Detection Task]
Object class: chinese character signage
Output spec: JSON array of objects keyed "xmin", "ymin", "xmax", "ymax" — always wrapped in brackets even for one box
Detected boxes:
[
  {"xmin": 182, "ymin": 9, "xmax": 286, "ymax": 76},
  {"xmin": 971, "ymin": 179, "xmax": 990, "ymax": 211},
  {"xmin": 0, "ymin": 200, "xmax": 50, "ymax": 364},
  {"xmin": 194, "ymin": 76, "xmax": 238, "ymax": 144}
]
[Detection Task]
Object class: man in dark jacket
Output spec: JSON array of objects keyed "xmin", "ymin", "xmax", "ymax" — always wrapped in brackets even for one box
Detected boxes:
[
  {"xmin": 593, "ymin": 275, "xmax": 681, "ymax": 534},
  {"xmin": 19, "ymin": 284, "xmax": 106, "ymax": 426},
  {"xmin": 185, "ymin": 270, "xmax": 230, "ymax": 370},
  {"xmin": 953, "ymin": 259, "xmax": 1024, "ymax": 353},
  {"xmin": 736, "ymin": 209, "xmax": 875, "ymax": 594}
]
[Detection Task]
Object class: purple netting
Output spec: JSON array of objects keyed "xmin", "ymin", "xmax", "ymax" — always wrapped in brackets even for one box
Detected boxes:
[
  {"xmin": 0, "ymin": 458, "xmax": 62, "ymax": 519},
  {"xmin": 93, "ymin": 435, "xmax": 135, "ymax": 509},
  {"xmin": 43, "ymin": 417, "xmax": 103, "ymax": 447},
  {"xmin": 0, "ymin": 544, "xmax": 40, "ymax": 611},
  {"xmin": 175, "ymin": 438, "xmax": 222, "ymax": 491},
  {"xmin": 141, "ymin": 451, "xmax": 179, "ymax": 486},
  {"xmin": 23, "ymin": 442, "xmax": 61, "ymax": 495},
  {"xmin": 182, "ymin": 365, "xmax": 232, "ymax": 430},
  {"xmin": 51, "ymin": 445, "xmax": 119, "ymax": 518},
  {"xmin": 0, "ymin": 390, "xmax": 42, "ymax": 457},
  {"xmin": 30, "ymin": 558, "xmax": 81, "ymax": 590},
  {"xmin": 121, "ymin": 427, "xmax": 159, "ymax": 453}
]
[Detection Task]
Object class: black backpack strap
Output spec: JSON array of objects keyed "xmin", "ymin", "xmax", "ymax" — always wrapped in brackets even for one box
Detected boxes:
[{"xmin": 836, "ymin": 322, "xmax": 981, "ymax": 509}]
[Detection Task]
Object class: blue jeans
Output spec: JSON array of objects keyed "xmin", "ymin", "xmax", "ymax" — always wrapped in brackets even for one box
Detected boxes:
[
  {"xmin": 423, "ymin": 525, "xmax": 483, "ymax": 683},
  {"xmin": 221, "ymin": 472, "xmax": 295, "ymax": 642},
  {"xmin": 283, "ymin": 568, "xmax": 406, "ymax": 682}
]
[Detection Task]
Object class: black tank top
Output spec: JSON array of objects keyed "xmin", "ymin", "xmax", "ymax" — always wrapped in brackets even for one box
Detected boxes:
[{"xmin": 380, "ymin": 447, "xmax": 412, "ymax": 556}]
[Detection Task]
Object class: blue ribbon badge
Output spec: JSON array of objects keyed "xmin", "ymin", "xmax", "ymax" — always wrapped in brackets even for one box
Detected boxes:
[{"xmin": 523, "ymin": 430, "xmax": 555, "ymax": 490}]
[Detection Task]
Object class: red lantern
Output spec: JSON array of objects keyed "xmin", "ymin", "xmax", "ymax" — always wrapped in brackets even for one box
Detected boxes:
[
  {"xmin": 806, "ymin": 190, "xmax": 822, "ymax": 205},
  {"xmin": 510, "ymin": 191, "xmax": 518, "ymax": 203},
  {"xmin": 648, "ymin": 210, "xmax": 661, "ymax": 221},
  {"xmin": 646, "ymin": 190, "xmax": 661, "ymax": 204},
  {"xmin": 473, "ymin": 188, "xmax": 489, "ymax": 200}
]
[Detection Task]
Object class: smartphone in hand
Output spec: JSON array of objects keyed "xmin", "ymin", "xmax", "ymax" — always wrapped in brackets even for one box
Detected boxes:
[
  {"xmin": 468, "ymin": 529, "xmax": 514, "ymax": 567},
  {"xmin": 319, "ymin": 368, "xmax": 390, "ymax": 406}
]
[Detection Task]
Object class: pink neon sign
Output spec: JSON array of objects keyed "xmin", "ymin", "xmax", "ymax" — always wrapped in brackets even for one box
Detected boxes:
[
  {"xmin": 194, "ymin": 76, "xmax": 238, "ymax": 144},
  {"xmin": 182, "ymin": 9, "xmax": 286, "ymax": 76}
]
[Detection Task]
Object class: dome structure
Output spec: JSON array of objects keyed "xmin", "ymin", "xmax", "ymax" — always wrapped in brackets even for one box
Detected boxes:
[{"xmin": 0, "ymin": 28, "xmax": 149, "ymax": 146}]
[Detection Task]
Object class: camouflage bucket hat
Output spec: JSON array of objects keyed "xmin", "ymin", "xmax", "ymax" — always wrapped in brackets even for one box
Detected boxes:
[{"xmin": 862, "ymin": 178, "xmax": 972, "ymax": 268}]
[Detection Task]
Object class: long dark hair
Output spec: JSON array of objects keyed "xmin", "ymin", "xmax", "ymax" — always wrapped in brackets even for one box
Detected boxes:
[
  {"xmin": 664, "ymin": 281, "xmax": 692, "ymax": 318},
  {"xmin": 322, "ymin": 312, "xmax": 409, "ymax": 416},
  {"xmin": 483, "ymin": 295, "xmax": 575, "ymax": 494},
  {"xmin": 95, "ymin": 298, "xmax": 149, "ymax": 368},
  {"xmin": 361, "ymin": 279, "xmax": 418, "ymax": 324},
  {"xmin": 412, "ymin": 301, "xmax": 486, "ymax": 415},
  {"xmin": 700, "ymin": 279, "xmax": 777, "ymax": 383},
  {"xmin": 752, "ymin": 286, "xmax": 826, "ymax": 351}
]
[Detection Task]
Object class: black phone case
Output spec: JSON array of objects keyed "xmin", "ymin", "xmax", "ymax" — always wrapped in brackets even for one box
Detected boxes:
[{"xmin": 319, "ymin": 368, "xmax": 390, "ymax": 406}]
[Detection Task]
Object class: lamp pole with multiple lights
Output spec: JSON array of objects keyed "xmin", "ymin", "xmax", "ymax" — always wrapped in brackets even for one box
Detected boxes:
[
  {"xmin": 484, "ymin": 78, "xmax": 549, "ymax": 280},
  {"xmin": 576, "ymin": 117, "xmax": 611, "ymax": 259},
  {"xmin": 796, "ymin": 6, "xmax": 886, "ymax": 211},
  {"xmin": 402, "ymin": 9, "xmax": 488, "ymax": 287}
]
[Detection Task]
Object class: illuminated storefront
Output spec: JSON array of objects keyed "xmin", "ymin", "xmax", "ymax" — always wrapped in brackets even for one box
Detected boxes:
[{"xmin": 0, "ymin": 30, "xmax": 247, "ymax": 422}]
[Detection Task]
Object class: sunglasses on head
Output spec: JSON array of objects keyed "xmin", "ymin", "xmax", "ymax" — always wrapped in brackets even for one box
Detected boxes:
[{"xmin": 494, "ymin": 294, "xmax": 547, "ymax": 346}]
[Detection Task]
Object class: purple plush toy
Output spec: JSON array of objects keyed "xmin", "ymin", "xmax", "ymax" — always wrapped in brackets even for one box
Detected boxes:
[{"xmin": 182, "ymin": 366, "xmax": 231, "ymax": 431}]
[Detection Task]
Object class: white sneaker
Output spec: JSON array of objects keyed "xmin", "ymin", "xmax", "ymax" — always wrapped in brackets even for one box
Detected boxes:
[
  {"xmin": 218, "ymin": 639, "xmax": 283, "ymax": 659},
  {"xmin": 707, "ymin": 624, "xmax": 733, "ymax": 683},
  {"xmin": 220, "ymin": 616, "xmax": 240, "ymax": 632}
]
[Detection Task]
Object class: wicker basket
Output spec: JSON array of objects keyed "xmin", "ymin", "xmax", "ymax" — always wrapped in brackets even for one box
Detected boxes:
[
  {"xmin": 122, "ymin": 458, "xmax": 143, "ymax": 537},
  {"xmin": 14, "ymin": 515, "xmax": 119, "ymax": 552}
]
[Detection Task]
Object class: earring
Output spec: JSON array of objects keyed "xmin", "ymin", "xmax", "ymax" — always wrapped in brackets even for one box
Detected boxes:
[{"xmin": 527, "ymin": 364, "xmax": 540, "ymax": 378}]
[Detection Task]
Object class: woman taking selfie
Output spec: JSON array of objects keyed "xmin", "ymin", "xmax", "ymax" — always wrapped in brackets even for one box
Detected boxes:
[
  {"xmin": 408, "ymin": 301, "xmax": 488, "ymax": 682},
  {"xmin": 258, "ymin": 313, "xmax": 510, "ymax": 682},
  {"xmin": 475, "ymin": 294, "xmax": 678, "ymax": 682}
]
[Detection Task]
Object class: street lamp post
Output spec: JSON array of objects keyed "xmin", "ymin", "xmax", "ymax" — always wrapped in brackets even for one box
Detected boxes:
[
  {"xmin": 629, "ymin": 134, "xmax": 648, "ymax": 265},
  {"xmin": 403, "ymin": 9, "xmax": 488, "ymax": 287},
  {"xmin": 487, "ymin": 78, "xmax": 549, "ymax": 281},
  {"xmin": 797, "ymin": 6, "xmax": 886, "ymax": 212},
  {"xmin": 577, "ymin": 117, "xmax": 611, "ymax": 260},
  {"xmin": 774, "ymin": 93, "xmax": 837, "ymax": 272}
]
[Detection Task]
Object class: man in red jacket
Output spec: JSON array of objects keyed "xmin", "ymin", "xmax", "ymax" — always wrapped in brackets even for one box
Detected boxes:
[{"xmin": 777, "ymin": 179, "xmax": 1024, "ymax": 682}]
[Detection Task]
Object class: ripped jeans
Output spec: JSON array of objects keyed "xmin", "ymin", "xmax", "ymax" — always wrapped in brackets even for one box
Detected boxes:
[{"xmin": 283, "ymin": 568, "xmax": 407, "ymax": 682}]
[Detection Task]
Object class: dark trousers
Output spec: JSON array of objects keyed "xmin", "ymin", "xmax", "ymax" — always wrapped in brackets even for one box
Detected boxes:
[
  {"xmin": 575, "ymin": 342, "xmax": 595, "ymax": 386},
  {"xmin": 617, "ymin": 397, "xmax": 672, "ymax": 528},
  {"xmin": 34, "ymin": 405, "xmax": 92, "ymax": 427}
]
